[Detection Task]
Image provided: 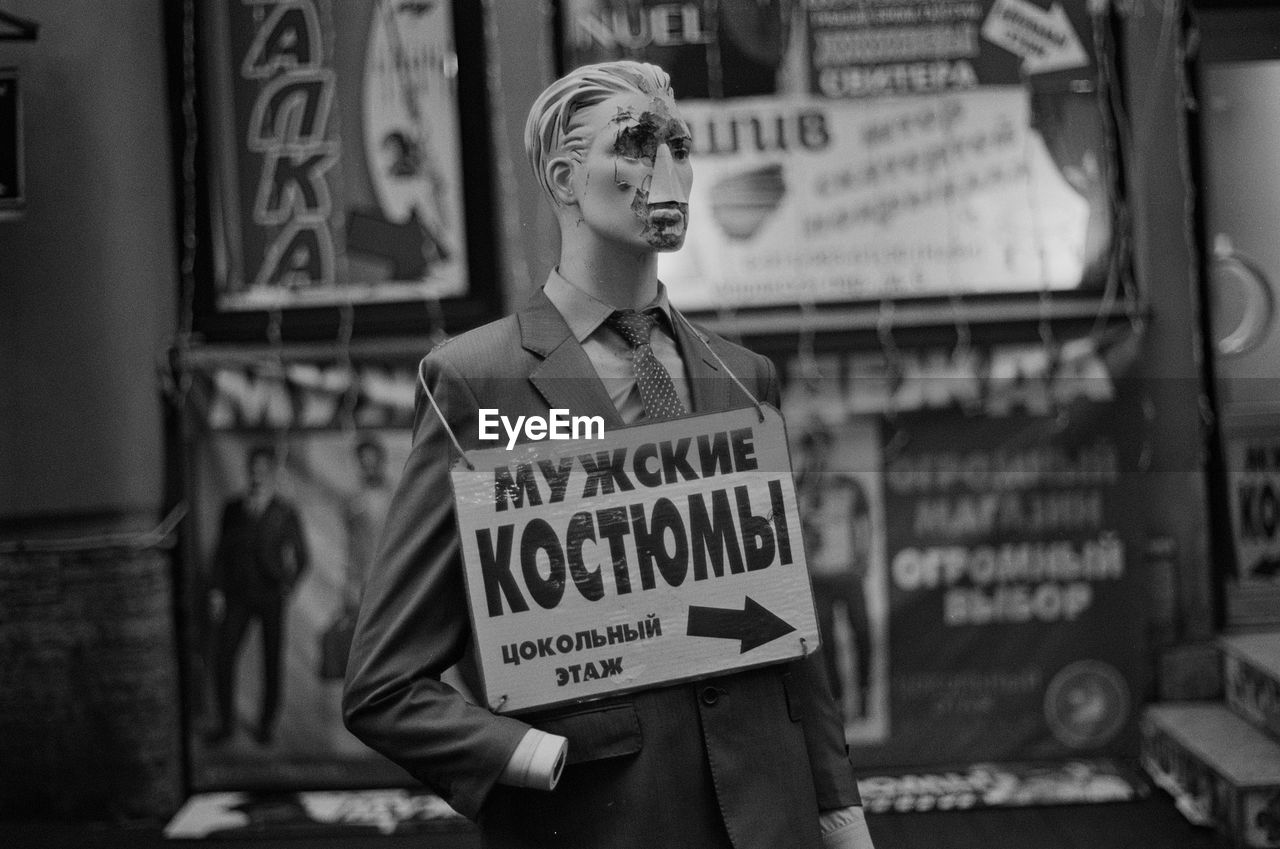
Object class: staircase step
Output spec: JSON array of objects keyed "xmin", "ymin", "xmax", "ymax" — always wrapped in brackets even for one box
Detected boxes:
[
  {"xmin": 1223, "ymin": 632, "xmax": 1280, "ymax": 741},
  {"xmin": 1141, "ymin": 703, "xmax": 1280, "ymax": 847}
]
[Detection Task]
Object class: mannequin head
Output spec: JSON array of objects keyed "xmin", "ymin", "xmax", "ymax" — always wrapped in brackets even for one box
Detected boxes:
[{"xmin": 524, "ymin": 61, "xmax": 693, "ymax": 254}]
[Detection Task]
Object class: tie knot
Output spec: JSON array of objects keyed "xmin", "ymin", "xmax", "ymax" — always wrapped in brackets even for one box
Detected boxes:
[{"xmin": 606, "ymin": 310, "xmax": 657, "ymax": 349}]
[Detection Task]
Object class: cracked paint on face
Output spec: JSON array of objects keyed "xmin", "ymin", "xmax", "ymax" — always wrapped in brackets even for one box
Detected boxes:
[
  {"xmin": 571, "ymin": 91, "xmax": 694, "ymax": 252},
  {"xmin": 611, "ymin": 98, "xmax": 692, "ymax": 247}
]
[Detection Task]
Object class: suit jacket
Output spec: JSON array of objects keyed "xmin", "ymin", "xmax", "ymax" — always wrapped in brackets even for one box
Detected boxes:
[
  {"xmin": 213, "ymin": 495, "xmax": 309, "ymax": 608},
  {"xmin": 343, "ymin": 289, "xmax": 862, "ymax": 848}
]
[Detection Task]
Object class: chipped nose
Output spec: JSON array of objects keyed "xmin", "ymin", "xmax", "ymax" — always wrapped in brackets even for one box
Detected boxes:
[{"xmin": 647, "ymin": 144, "xmax": 691, "ymax": 205}]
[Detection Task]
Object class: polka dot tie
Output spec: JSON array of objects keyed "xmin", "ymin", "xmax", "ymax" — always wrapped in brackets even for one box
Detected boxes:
[{"xmin": 606, "ymin": 310, "xmax": 688, "ymax": 420}]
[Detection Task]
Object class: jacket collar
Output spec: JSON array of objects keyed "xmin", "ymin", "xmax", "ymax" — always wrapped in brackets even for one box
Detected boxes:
[
  {"xmin": 519, "ymin": 289, "xmax": 626, "ymax": 428},
  {"xmin": 517, "ymin": 287, "xmax": 749, "ymax": 421}
]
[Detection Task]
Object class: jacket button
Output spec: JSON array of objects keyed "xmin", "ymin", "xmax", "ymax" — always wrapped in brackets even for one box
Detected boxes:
[{"xmin": 700, "ymin": 686, "xmax": 720, "ymax": 706}]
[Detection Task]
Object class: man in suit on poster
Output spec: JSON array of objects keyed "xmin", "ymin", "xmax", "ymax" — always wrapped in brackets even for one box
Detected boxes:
[
  {"xmin": 796, "ymin": 426, "xmax": 876, "ymax": 722},
  {"xmin": 343, "ymin": 61, "xmax": 874, "ymax": 848},
  {"xmin": 342, "ymin": 435, "xmax": 393, "ymax": 610},
  {"xmin": 208, "ymin": 445, "xmax": 310, "ymax": 746}
]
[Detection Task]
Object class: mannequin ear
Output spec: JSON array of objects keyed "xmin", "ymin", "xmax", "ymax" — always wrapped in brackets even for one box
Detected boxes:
[{"xmin": 546, "ymin": 156, "xmax": 577, "ymax": 207}]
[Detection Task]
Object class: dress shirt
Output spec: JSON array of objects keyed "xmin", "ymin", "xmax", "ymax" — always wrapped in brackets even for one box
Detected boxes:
[
  {"xmin": 498, "ymin": 728, "xmax": 568, "ymax": 791},
  {"xmin": 542, "ymin": 270, "xmax": 692, "ymax": 424}
]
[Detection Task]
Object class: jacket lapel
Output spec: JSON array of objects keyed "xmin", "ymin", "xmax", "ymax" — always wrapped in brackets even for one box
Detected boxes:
[
  {"xmin": 519, "ymin": 289, "xmax": 626, "ymax": 429},
  {"xmin": 672, "ymin": 309, "xmax": 742, "ymax": 415}
]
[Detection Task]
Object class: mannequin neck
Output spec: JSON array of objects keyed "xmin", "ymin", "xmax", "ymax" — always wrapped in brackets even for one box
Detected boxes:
[{"xmin": 555, "ymin": 227, "xmax": 661, "ymax": 311}]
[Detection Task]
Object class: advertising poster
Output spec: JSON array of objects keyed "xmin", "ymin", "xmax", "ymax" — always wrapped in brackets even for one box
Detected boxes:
[
  {"xmin": 560, "ymin": 0, "xmax": 1116, "ymax": 310},
  {"xmin": 787, "ymin": 413, "xmax": 891, "ymax": 745},
  {"xmin": 205, "ymin": 0, "xmax": 467, "ymax": 310},
  {"xmin": 880, "ymin": 407, "xmax": 1140, "ymax": 765},
  {"xmin": 783, "ymin": 336, "xmax": 1147, "ymax": 766},
  {"xmin": 1221, "ymin": 423, "xmax": 1280, "ymax": 629},
  {"xmin": 183, "ymin": 353, "xmax": 469, "ymax": 788}
]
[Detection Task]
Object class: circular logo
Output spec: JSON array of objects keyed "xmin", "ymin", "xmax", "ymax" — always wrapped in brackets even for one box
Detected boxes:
[{"xmin": 1044, "ymin": 660, "xmax": 1130, "ymax": 749}]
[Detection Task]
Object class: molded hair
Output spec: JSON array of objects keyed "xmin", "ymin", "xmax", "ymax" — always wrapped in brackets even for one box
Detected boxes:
[{"xmin": 523, "ymin": 60, "xmax": 675, "ymax": 201}]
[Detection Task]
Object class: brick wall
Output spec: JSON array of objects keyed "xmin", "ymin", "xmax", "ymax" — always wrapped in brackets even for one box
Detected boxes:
[{"xmin": 0, "ymin": 547, "xmax": 183, "ymax": 820}]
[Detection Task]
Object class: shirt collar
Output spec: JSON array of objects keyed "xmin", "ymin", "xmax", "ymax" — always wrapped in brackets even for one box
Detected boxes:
[{"xmin": 543, "ymin": 269, "xmax": 675, "ymax": 343}]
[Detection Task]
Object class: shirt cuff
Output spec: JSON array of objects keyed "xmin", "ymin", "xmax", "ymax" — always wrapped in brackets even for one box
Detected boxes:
[
  {"xmin": 498, "ymin": 728, "xmax": 568, "ymax": 791},
  {"xmin": 820, "ymin": 805, "xmax": 875, "ymax": 849}
]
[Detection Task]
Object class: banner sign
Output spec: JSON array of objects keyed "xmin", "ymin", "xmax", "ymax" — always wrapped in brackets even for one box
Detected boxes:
[
  {"xmin": 206, "ymin": 0, "xmax": 467, "ymax": 309},
  {"xmin": 562, "ymin": 0, "xmax": 1116, "ymax": 310},
  {"xmin": 784, "ymin": 334, "xmax": 1116, "ymax": 420},
  {"xmin": 194, "ymin": 359, "xmax": 418, "ymax": 432},
  {"xmin": 451, "ymin": 406, "xmax": 820, "ymax": 713}
]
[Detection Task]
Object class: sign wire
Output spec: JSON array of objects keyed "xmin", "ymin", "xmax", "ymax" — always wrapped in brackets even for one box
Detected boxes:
[
  {"xmin": 266, "ymin": 306, "xmax": 293, "ymax": 465},
  {"xmin": 675, "ymin": 309, "xmax": 765, "ymax": 422},
  {"xmin": 876, "ymin": 298, "xmax": 904, "ymax": 420},
  {"xmin": 416, "ymin": 360, "xmax": 475, "ymax": 470},
  {"xmin": 425, "ymin": 295, "xmax": 449, "ymax": 348}
]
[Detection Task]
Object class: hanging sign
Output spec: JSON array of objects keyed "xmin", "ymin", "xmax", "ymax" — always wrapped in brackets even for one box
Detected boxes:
[
  {"xmin": 0, "ymin": 68, "xmax": 22, "ymax": 218},
  {"xmin": 450, "ymin": 405, "xmax": 819, "ymax": 713}
]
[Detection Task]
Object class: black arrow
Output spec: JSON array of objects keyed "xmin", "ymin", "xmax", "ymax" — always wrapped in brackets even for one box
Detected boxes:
[{"xmin": 686, "ymin": 597, "xmax": 796, "ymax": 654}]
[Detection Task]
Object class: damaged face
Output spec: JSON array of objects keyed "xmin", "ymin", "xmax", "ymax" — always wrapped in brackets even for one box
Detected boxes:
[{"xmin": 568, "ymin": 90, "xmax": 693, "ymax": 252}]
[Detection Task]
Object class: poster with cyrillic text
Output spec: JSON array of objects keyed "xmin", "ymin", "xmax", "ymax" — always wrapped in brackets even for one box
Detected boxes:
[{"xmin": 451, "ymin": 406, "xmax": 820, "ymax": 713}]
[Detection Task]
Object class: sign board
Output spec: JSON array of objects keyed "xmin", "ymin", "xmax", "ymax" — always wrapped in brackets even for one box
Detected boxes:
[
  {"xmin": 451, "ymin": 406, "xmax": 820, "ymax": 714},
  {"xmin": 0, "ymin": 68, "xmax": 22, "ymax": 218}
]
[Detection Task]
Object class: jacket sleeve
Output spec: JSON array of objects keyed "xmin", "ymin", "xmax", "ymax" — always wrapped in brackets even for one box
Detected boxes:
[
  {"xmin": 342, "ymin": 354, "xmax": 531, "ymax": 820},
  {"xmin": 210, "ymin": 501, "xmax": 234, "ymax": 593},
  {"xmin": 762, "ymin": 355, "xmax": 864, "ymax": 811}
]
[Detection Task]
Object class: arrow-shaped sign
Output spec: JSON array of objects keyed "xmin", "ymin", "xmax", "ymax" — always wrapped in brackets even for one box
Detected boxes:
[
  {"xmin": 982, "ymin": 0, "xmax": 1088, "ymax": 75},
  {"xmin": 687, "ymin": 597, "xmax": 797, "ymax": 653}
]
